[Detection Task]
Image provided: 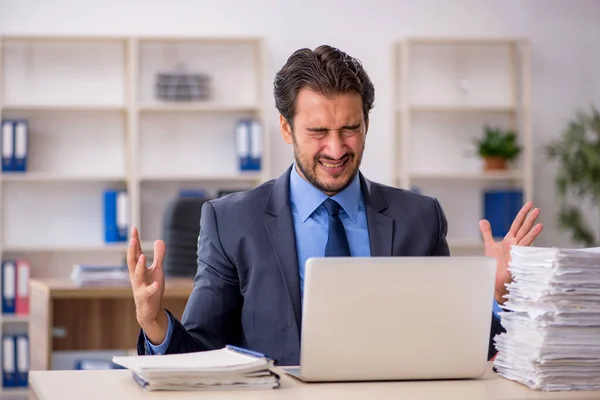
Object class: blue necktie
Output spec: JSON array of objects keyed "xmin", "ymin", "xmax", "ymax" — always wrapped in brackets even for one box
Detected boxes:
[{"xmin": 323, "ymin": 198, "xmax": 351, "ymax": 257}]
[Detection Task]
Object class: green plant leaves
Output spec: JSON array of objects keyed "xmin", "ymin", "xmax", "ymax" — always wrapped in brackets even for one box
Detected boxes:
[
  {"xmin": 545, "ymin": 105, "xmax": 600, "ymax": 246},
  {"xmin": 475, "ymin": 125, "xmax": 522, "ymax": 160},
  {"xmin": 557, "ymin": 205, "xmax": 596, "ymax": 247}
]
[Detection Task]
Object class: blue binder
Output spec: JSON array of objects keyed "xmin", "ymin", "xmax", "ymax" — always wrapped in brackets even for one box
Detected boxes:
[
  {"xmin": 484, "ymin": 189, "xmax": 523, "ymax": 238},
  {"xmin": 248, "ymin": 119, "xmax": 262, "ymax": 171},
  {"xmin": 75, "ymin": 359, "xmax": 114, "ymax": 370},
  {"xmin": 14, "ymin": 334, "xmax": 28, "ymax": 387},
  {"xmin": 104, "ymin": 190, "xmax": 128, "ymax": 243},
  {"xmin": 1, "ymin": 120, "xmax": 14, "ymax": 172},
  {"xmin": 1, "ymin": 335, "xmax": 16, "ymax": 388},
  {"xmin": 1, "ymin": 260, "xmax": 16, "ymax": 315},
  {"xmin": 12, "ymin": 120, "xmax": 28, "ymax": 172},
  {"xmin": 235, "ymin": 119, "xmax": 261, "ymax": 172}
]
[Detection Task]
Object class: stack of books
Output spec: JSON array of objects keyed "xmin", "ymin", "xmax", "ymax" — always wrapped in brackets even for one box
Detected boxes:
[
  {"xmin": 493, "ymin": 246, "xmax": 600, "ymax": 391},
  {"xmin": 70, "ymin": 264, "xmax": 129, "ymax": 287},
  {"xmin": 112, "ymin": 346, "xmax": 279, "ymax": 391}
]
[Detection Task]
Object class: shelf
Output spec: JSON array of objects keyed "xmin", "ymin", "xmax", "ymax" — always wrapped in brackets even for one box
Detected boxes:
[
  {"xmin": 406, "ymin": 105, "xmax": 517, "ymax": 113},
  {"xmin": 407, "ymin": 37, "xmax": 522, "ymax": 46},
  {"xmin": 139, "ymin": 103, "xmax": 260, "ymax": 113},
  {"xmin": 0, "ymin": 173, "xmax": 126, "ymax": 183},
  {"xmin": 447, "ymin": 239, "xmax": 484, "ymax": 249},
  {"xmin": 2, "ymin": 34, "xmax": 126, "ymax": 42},
  {"xmin": 1, "ymin": 104, "xmax": 126, "ymax": 112},
  {"xmin": 409, "ymin": 170, "xmax": 524, "ymax": 181},
  {"xmin": 0, "ymin": 387, "xmax": 28, "ymax": 395},
  {"xmin": 0, "ymin": 315, "xmax": 29, "ymax": 323},
  {"xmin": 139, "ymin": 36, "xmax": 262, "ymax": 44},
  {"xmin": 2, "ymin": 244, "xmax": 129, "ymax": 253},
  {"xmin": 140, "ymin": 173, "xmax": 262, "ymax": 182}
]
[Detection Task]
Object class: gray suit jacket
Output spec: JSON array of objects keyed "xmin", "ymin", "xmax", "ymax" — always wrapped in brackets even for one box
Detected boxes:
[{"xmin": 137, "ymin": 166, "xmax": 503, "ymax": 364}]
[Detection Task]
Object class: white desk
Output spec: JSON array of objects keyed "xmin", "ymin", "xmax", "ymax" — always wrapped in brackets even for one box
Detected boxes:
[{"xmin": 29, "ymin": 362, "xmax": 600, "ymax": 400}]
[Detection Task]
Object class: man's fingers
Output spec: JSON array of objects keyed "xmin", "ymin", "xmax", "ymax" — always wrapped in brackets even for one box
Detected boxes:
[
  {"xmin": 132, "ymin": 226, "xmax": 142, "ymax": 259},
  {"xmin": 152, "ymin": 240, "xmax": 166, "ymax": 272},
  {"xmin": 133, "ymin": 253, "xmax": 147, "ymax": 286},
  {"xmin": 508, "ymin": 202, "xmax": 534, "ymax": 238},
  {"xmin": 127, "ymin": 236, "xmax": 139, "ymax": 276},
  {"xmin": 518, "ymin": 223, "xmax": 544, "ymax": 246},
  {"xmin": 479, "ymin": 219, "xmax": 494, "ymax": 245},
  {"xmin": 515, "ymin": 207, "xmax": 541, "ymax": 243},
  {"xmin": 145, "ymin": 281, "xmax": 160, "ymax": 297}
]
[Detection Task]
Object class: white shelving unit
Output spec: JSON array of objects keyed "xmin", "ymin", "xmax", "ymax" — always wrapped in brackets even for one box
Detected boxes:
[
  {"xmin": 0, "ymin": 33, "xmax": 268, "ymax": 262},
  {"xmin": 0, "ymin": 34, "xmax": 268, "ymax": 386},
  {"xmin": 393, "ymin": 38, "xmax": 532, "ymax": 255}
]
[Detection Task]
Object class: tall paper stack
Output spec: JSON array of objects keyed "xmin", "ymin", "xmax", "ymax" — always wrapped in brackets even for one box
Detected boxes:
[{"xmin": 493, "ymin": 246, "xmax": 600, "ymax": 391}]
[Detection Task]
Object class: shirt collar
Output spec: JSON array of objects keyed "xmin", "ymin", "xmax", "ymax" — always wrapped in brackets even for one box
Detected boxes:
[{"xmin": 289, "ymin": 163, "xmax": 361, "ymax": 223}]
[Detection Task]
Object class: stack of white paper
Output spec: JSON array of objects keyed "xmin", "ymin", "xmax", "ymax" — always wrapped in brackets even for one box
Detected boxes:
[
  {"xmin": 70, "ymin": 264, "xmax": 130, "ymax": 286},
  {"xmin": 112, "ymin": 347, "xmax": 279, "ymax": 391},
  {"xmin": 493, "ymin": 246, "xmax": 600, "ymax": 391}
]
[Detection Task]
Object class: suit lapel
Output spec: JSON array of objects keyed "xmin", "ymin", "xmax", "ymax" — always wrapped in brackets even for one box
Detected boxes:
[
  {"xmin": 264, "ymin": 167, "xmax": 302, "ymax": 337},
  {"xmin": 360, "ymin": 174, "xmax": 394, "ymax": 257}
]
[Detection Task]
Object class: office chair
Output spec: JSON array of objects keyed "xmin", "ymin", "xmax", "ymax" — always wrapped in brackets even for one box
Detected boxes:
[{"xmin": 161, "ymin": 195, "xmax": 209, "ymax": 278}]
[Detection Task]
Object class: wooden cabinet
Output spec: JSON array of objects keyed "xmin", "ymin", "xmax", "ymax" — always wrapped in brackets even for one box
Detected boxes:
[{"xmin": 29, "ymin": 277, "xmax": 193, "ymax": 370}]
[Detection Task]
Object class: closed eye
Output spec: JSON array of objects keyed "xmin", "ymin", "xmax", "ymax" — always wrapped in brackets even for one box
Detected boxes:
[
  {"xmin": 306, "ymin": 127, "xmax": 329, "ymax": 133},
  {"xmin": 342, "ymin": 124, "xmax": 361, "ymax": 132},
  {"xmin": 306, "ymin": 124, "xmax": 361, "ymax": 133}
]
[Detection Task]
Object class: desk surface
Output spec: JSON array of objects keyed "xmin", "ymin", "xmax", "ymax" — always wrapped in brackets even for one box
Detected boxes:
[{"xmin": 30, "ymin": 363, "xmax": 600, "ymax": 400}]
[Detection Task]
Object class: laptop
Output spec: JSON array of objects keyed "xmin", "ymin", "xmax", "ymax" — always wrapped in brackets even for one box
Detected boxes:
[{"xmin": 283, "ymin": 256, "xmax": 497, "ymax": 382}]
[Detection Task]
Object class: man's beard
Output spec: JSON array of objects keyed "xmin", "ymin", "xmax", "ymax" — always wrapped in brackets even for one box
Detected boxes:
[{"xmin": 293, "ymin": 145, "xmax": 363, "ymax": 195}]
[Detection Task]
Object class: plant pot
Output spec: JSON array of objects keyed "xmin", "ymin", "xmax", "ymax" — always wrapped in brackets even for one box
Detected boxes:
[{"xmin": 484, "ymin": 157, "xmax": 507, "ymax": 171}]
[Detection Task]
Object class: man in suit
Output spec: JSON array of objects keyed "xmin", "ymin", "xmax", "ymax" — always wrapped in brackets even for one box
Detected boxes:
[{"xmin": 128, "ymin": 45, "xmax": 543, "ymax": 366}]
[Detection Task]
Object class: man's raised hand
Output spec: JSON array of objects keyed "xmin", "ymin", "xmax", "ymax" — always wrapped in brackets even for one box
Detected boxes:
[{"xmin": 127, "ymin": 226, "xmax": 169, "ymax": 344}]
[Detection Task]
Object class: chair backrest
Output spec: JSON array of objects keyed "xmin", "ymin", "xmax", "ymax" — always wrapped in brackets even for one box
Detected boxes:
[{"xmin": 161, "ymin": 196, "xmax": 209, "ymax": 278}]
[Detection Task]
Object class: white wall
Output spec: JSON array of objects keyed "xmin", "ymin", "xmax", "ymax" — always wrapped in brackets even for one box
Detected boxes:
[{"xmin": 1, "ymin": 0, "xmax": 599, "ymax": 248}]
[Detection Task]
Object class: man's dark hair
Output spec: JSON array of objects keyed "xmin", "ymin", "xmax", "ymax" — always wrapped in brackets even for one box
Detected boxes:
[{"xmin": 273, "ymin": 45, "xmax": 375, "ymax": 129}]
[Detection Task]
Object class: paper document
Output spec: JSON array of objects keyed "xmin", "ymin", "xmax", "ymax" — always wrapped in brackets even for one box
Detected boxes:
[
  {"xmin": 113, "ymin": 346, "xmax": 279, "ymax": 391},
  {"xmin": 493, "ymin": 246, "xmax": 600, "ymax": 391}
]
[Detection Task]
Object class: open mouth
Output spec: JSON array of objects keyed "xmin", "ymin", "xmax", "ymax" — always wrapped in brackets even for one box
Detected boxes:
[{"xmin": 318, "ymin": 156, "xmax": 349, "ymax": 173}]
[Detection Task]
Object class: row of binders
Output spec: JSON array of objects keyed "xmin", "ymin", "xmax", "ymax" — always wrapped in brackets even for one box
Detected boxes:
[
  {"xmin": 0, "ymin": 260, "xmax": 29, "ymax": 316},
  {"xmin": 2, "ymin": 333, "xmax": 28, "ymax": 388},
  {"xmin": 2, "ymin": 117, "xmax": 262, "ymax": 174},
  {"xmin": 1, "ymin": 119, "xmax": 28, "ymax": 172}
]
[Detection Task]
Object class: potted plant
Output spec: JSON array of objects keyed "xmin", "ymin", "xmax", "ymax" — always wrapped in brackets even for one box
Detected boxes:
[
  {"xmin": 545, "ymin": 105, "xmax": 600, "ymax": 246},
  {"xmin": 475, "ymin": 126, "xmax": 522, "ymax": 170}
]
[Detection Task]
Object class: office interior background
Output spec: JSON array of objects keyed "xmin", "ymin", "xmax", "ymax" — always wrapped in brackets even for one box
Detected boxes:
[{"xmin": 0, "ymin": 0, "xmax": 598, "ymax": 396}]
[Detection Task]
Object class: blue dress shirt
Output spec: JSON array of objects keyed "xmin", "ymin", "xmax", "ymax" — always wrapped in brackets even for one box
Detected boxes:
[
  {"xmin": 288, "ymin": 164, "xmax": 371, "ymax": 297},
  {"xmin": 144, "ymin": 164, "xmax": 502, "ymax": 354}
]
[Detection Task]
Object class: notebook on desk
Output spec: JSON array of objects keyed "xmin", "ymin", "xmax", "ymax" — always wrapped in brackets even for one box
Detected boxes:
[
  {"xmin": 283, "ymin": 256, "xmax": 497, "ymax": 382},
  {"xmin": 112, "ymin": 346, "xmax": 279, "ymax": 391}
]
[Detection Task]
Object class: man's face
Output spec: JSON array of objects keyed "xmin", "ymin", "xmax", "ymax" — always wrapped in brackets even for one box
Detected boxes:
[{"xmin": 280, "ymin": 88, "xmax": 367, "ymax": 196}]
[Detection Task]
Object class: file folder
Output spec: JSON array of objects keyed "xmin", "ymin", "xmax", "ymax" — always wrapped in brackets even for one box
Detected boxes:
[
  {"xmin": 75, "ymin": 359, "xmax": 115, "ymax": 370},
  {"xmin": 104, "ymin": 190, "xmax": 128, "ymax": 242},
  {"xmin": 2, "ymin": 261, "xmax": 16, "ymax": 315},
  {"xmin": 2, "ymin": 335, "xmax": 16, "ymax": 388},
  {"xmin": 12, "ymin": 120, "xmax": 28, "ymax": 172},
  {"xmin": 249, "ymin": 119, "xmax": 262, "ymax": 171},
  {"xmin": 15, "ymin": 260, "xmax": 29, "ymax": 316},
  {"xmin": 15, "ymin": 334, "xmax": 28, "ymax": 387},
  {"xmin": 484, "ymin": 189, "xmax": 523, "ymax": 238},
  {"xmin": 1, "ymin": 120, "xmax": 14, "ymax": 172},
  {"xmin": 235, "ymin": 119, "xmax": 251, "ymax": 171},
  {"xmin": 236, "ymin": 119, "xmax": 262, "ymax": 172}
]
